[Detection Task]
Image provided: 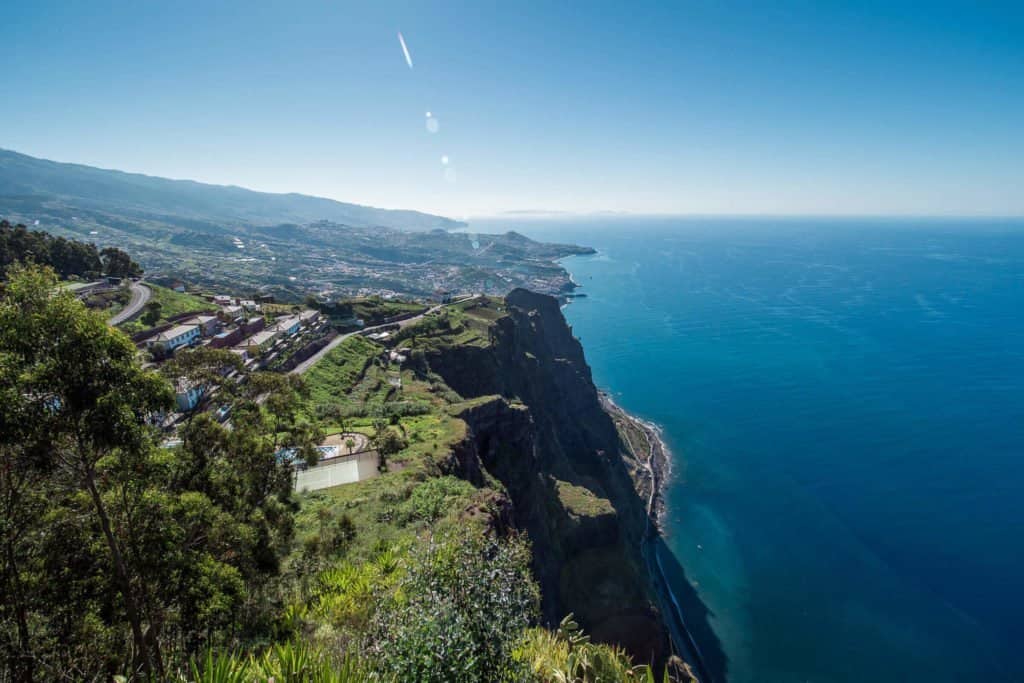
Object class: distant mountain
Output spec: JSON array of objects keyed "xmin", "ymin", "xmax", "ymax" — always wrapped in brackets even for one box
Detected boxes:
[
  {"xmin": 0, "ymin": 148, "xmax": 590, "ymax": 302},
  {"xmin": 0, "ymin": 148, "xmax": 463, "ymax": 232}
]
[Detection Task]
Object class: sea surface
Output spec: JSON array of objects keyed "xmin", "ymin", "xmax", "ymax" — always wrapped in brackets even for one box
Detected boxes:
[{"xmin": 473, "ymin": 217, "xmax": 1024, "ymax": 683}]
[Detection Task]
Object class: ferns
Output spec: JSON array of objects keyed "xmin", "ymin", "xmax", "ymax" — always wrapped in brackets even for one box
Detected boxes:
[
  {"xmin": 183, "ymin": 641, "xmax": 386, "ymax": 682},
  {"xmin": 517, "ymin": 614, "xmax": 674, "ymax": 683}
]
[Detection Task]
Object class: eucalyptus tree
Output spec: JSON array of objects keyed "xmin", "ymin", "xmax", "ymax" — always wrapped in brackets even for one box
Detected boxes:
[{"xmin": 0, "ymin": 264, "xmax": 172, "ymax": 678}]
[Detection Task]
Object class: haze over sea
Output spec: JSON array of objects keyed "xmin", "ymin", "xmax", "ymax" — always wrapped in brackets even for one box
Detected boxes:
[{"xmin": 474, "ymin": 217, "xmax": 1024, "ymax": 683}]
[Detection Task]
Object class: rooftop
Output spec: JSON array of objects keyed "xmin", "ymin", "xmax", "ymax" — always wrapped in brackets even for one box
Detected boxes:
[
  {"xmin": 153, "ymin": 324, "xmax": 199, "ymax": 342},
  {"xmin": 244, "ymin": 329, "xmax": 279, "ymax": 346}
]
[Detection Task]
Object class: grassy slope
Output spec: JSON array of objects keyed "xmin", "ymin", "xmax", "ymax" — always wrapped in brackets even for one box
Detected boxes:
[
  {"xmin": 287, "ymin": 324, "xmax": 489, "ymax": 607},
  {"xmin": 147, "ymin": 284, "xmax": 210, "ymax": 318},
  {"xmin": 347, "ymin": 296, "xmax": 427, "ymax": 324},
  {"xmin": 118, "ymin": 283, "xmax": 211, "ymax": 333},
  {"xmin": 302, "ymin": 335, "xmax": 381, "ymax": 409},
  {"xmin": 274, "ymin": 295, "xmax": 667, "ymax": 680}
]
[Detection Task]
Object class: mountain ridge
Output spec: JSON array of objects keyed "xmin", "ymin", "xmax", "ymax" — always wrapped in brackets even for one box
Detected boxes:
[{"xmin": 0, "ymin": 147, "xmax": 464, "ymax": 232}]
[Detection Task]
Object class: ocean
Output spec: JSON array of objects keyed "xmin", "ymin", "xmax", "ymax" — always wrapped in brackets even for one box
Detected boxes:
[{"xmin": 472, "ymin": 217, "xmax": 1024, "ymax": 683}]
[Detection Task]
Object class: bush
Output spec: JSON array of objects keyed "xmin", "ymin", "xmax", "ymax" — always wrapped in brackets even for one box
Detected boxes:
[
  {"xmin": 369, "ymin": 533, "xmax": 540, "ymax": 682},
  {"xmin": 398, "ymin": 476, "xmax": 475, "ymax": 524}
]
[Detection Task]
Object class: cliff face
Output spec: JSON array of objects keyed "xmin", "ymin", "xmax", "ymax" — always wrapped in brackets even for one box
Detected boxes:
[{"xmin": 426, "ymin": 289, "xmax": 669, "ymax": 662}]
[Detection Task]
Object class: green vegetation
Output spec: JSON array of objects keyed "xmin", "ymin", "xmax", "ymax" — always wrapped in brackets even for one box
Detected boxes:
[
  {"xmin": 303, "ymin": 335, "xmax": 381, "ymax": 409},
  {"xmin": 0, "ymin": 264, "xmax": 320, "ymax": 679},
  {"xmin": 397, "ymin": 476, "xmax": 477, "ymax": 524},
  {"xmin": 185, "ymin": 642, "xmax": 384, "ymax": 682},
  {"xmin": 121, "ymin": 283, "xmax": 212, "ymax": 332},
  {"xmin": 148, "ymin": 283, "xmax": 212, "ymax": 318},
  {"xmin": 556, "ymin": 479, "xmax": 616, "ymax": 518},
  {"xmin": 395, "ymin": 306, "xmax": 496, "ymax": 351},
  {"xmin": 1, "ymin": 257, "xmax": 671, "ymax": 679},
  {"xmin": 517, "ymin": 615, "xmax": 689, "ymax": 682},
  {"xmin": 340, "ymin": 296, "xmax": 427, "ymax": 324},
  {"xmin": 368, "ymin": 532, "xmax": 539, "ymax": 682},
  {"xmin": 1, "ymin": 218, "xmax": 139, "ymax": 279},
  {"xmin": 1, "ymin": 150, "xmax": 592, "ymax": 301}
]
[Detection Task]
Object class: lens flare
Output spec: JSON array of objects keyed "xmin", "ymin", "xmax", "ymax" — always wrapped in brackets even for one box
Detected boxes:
[{"xmin": 397, "ymin": 32, "xmax": 413, "ymax": 69}]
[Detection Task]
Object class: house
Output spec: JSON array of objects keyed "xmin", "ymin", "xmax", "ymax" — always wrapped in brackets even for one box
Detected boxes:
[
  {"xmin": 237, "ymin": 329, "xmax": 280, "ymax": 356},
  {"xmin": 209, "ymin": 327, "xmax": 244, "ymax": 349},
  {"xmin": 298, "ymin": 309, "xmax": 320, "ymax": 326},
  {"xmin": 240, "ymin": 299, "xmax": 260, "ymax": 312},
  {"xmin": 272, "ymin": 315, "xmax": 302, "ymax": 336},
  {"xmin": 174, "ymin": 380, "xmax": 206, "ymax": 412},
  {"xmin": 218, "ymin": 305, "xmax": 243, "ymax": 322},
  {"xmin": 183, "ymin": 315, "xmax": 221, "ymax": 337},
  {"xmin": 242, "ymin": 316, "xmax": 266, "ymax": 335},
  {"xmin": 171, "ymin": 281, "xmax": 186, "ymax": 293},
  {"xmin": 212, "ymin": 295, "xmax": 233, "ymax": 306},
  {"xmin": 147, "ymin": 324, "xmax": 201, "ymax": 355}
]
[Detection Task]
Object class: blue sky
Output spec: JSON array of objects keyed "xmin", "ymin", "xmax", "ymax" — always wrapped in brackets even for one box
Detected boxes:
[{"xmin": 2, "ymin": 1, "xmax": 1022, "ymax": 217}]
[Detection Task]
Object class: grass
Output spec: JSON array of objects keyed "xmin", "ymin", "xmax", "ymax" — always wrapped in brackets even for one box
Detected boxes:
[
  {"xmin": 555, "ymin": 479, "xmax": 616, "ymax": 518},
  {"xmin": 398, "ymin": 307, "xmax": 496, "ymax": 352},
  {"xmin": 147, "ymin": 283, "xmax": 211, "ymax": 318},
  {"xmin": 117, "ymin": 284, "xmax": 211, "ymax": 333},
  {"xmin": 346, "ymin": 296, "xmax": 427, "ymax": 324},
  {"xmin": 303, "ymin": 336, "xmax": 381, "ymax": 409}
]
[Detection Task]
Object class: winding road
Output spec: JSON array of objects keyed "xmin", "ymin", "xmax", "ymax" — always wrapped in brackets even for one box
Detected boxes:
[{"xmin": 108, "ymin": 281, "xmax": 152, "ymax": 325}]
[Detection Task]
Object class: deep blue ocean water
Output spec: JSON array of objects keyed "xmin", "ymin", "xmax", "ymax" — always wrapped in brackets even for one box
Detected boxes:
[{"xmin": 474, "ymin": 217, "xmax": 1024, "ymax": 683}]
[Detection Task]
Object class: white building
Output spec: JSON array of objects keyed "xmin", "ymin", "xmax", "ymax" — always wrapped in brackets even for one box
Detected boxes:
[
  {"xmin": 183, "ymin": 315, "xmax": 221, "ymax": 336},
  {"xmin": 298, "ymin": 309, "xmax": 320, "ymax": 325},
  {"xmin": 272, "ymin": 315, "xmax": 302, "ymax": 336},
  {"xmin": 148, "ymin": 324, "xmax": 200, "ymax": 354},
  {"xmin": 174, "ymin": 380, "xmax": 206, "ymax": 412},
  {"xmin": 238, "ymin": 329, "xmax": 280, "ymax": 356}
]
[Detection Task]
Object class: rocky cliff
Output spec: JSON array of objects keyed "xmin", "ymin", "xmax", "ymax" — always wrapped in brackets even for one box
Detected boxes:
[{"xmin": 424, "ymin": 289, "xmax": 670, "ymax": 663}]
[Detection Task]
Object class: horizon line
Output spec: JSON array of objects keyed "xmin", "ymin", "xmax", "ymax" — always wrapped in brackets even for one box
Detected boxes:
[{"xmin": 5, "ymin": 147, "xmax": 1023, "ymax": 224}]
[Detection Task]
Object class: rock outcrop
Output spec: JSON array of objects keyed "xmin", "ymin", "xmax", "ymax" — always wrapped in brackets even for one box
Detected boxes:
[{"xmin": 426, "ymin": 289, "xmax": 670, "ymax": 663}]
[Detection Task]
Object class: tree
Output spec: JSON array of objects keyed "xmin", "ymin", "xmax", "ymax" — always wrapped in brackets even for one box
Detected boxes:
[
  {"xmin": 0, "ymin": 265, "xmax": 321, "ymax": 679},
  {"xmin": 0, "ymin": 264, "xmax": 172, "ymax": 677},
  {"xmin": 160, "ymin": 347, "xmax": 244, "ymax": 419},
  {"xmin": 371, "ymin": 419, "xmax": 406, "ymax": 472},
  {"xmin": 100, "ymin": 246, "xmax": 143, "ymax": 278},
  {"xmin": 142, "ymin": 299, "xmax": 163, "ymax": 326},
  {"xmin": 1, "ymin": 220, "xmax": 105, "ymax": 279}
]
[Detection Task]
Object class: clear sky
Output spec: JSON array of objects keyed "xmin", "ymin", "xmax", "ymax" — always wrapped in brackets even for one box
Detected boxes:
[{"xmin": 2, "ymin": 1, "xmax": 1022, "ymax": 218}]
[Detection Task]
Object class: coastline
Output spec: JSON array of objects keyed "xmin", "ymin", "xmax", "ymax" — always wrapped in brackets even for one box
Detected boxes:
[
  {"xmin": 599, "ymin": 393, "xmax": 713, "ymax": 683},
  {"xmin": 558, "ymin": 253, "xmax": 712, "ymax": 680}
]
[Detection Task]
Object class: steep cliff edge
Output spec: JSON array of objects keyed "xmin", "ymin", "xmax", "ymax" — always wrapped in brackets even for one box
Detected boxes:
[{"xmin": 419, "ymin": 289, "xmax": 670, "ymax": 663}]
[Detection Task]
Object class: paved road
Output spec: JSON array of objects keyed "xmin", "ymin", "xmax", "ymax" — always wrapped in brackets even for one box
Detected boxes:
[
  {"xmin": 108, "ymin": 281, "xmax": 151, "ymax": 325},
  {"xmin": 289, "ymin": 297, "xmax": 476, "ymax": 375}
]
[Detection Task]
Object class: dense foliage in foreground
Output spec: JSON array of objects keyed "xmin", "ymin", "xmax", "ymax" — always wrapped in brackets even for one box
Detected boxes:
[{"xmin": 0, "ymin": 265, "xmax": 316, "ymax": 679}]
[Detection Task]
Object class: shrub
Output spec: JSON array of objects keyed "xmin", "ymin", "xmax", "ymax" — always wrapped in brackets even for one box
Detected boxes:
[
  {"xmin": 369, "ymin": 533, "xmax": 540, "ymax": 682},
  {"xmin": 398, "ymin": 476, "xmax": 476, "ymax": 524}
]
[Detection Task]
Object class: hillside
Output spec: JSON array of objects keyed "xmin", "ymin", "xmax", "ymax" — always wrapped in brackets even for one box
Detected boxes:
[
  {"xmin": 0, "ymin": 263, "xmax": 694, "ymax": 681},
  {"xmin": 0, "ymin": 149, "xmax": 593, "ymax": 301},
  {"xmin": 0, "ymin": 148, "xmax": 462, "ymax": 232}
]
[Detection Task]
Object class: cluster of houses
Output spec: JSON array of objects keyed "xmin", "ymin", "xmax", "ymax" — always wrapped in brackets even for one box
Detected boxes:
[{"xmin": 143, "ymin": 295, "xmax": 324, "ymax": 413}]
